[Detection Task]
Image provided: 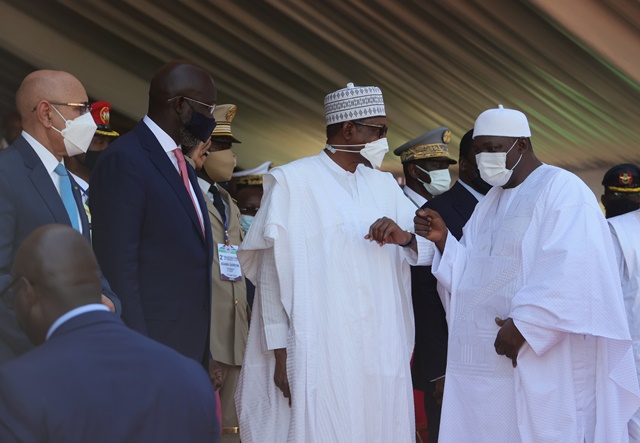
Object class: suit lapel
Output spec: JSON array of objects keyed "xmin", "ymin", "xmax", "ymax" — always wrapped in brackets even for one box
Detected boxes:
[
  {"xmin": 68, "ymin": 174, "xmax": 91, "ymax": 239},
  {"xmin": 137, "ymin": 123, "xmax": 205, "ymax": 241},
  {"xmin": 16, "ymin": 136, "xmax": 72, "ymax": 226},
  {"xmin": 451, "ymin": 182, "xmax": 479, "ymax": 221}
]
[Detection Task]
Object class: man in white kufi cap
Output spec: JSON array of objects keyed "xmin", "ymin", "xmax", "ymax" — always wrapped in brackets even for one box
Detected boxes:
[
  {"xmin": 414, "ymin": 105, "xmax": 640, "ymax": 442},
  {"xmin": 235, "ymin": 83, "xmax": 435, "ymax": 443}
]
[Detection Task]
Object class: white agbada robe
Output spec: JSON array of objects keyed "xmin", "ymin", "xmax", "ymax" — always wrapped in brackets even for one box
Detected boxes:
[
  {"xmin": 235, "ymin": 150, "xmax": 432, "ymax": 443},
  {"xmin": 609, "ymin": 209, "xmax": 640, "ymax": 441},
  {"xmin": 427, "ymin": 164, "xmax": 640, "ymax": 442}
]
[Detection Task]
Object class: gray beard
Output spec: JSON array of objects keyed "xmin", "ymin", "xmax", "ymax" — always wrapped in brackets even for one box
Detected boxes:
[{"xmin": 179, "ymin": 127, "xmax": 200, "ymax": 150}]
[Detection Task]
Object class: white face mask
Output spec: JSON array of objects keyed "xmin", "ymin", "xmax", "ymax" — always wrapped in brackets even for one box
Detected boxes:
[
  {"xmin": 50, "ymin": 106, "xmax": 97, "ymax": 156},
  {"xmin": 475, "ymin": 138, "xmax": 522, "ymax": 187},
  {"xmin": 326, "ymin": 137, "xmax": 389, "ymax": 169},
  {"xmin": 415, "ymin": 165, "xmax": 451, "ymax": 196},
  {"xmin": 239, "ymin": 214, "xmax": 254, "ymax": 233}
]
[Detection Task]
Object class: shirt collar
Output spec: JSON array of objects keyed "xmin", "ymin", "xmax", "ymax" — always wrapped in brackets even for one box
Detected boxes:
[
  {"xmin": 319, "ymin": 148, "xmax": 356, "ymax": 177},
  {"xmin": 197, "ymin": 177, "xmax": 211, "ymax": 195},
  {"xmin": 143, "ymin": 115, "xmax": 179, "ymax": 154},
  {"xmin": 46, "ymin": 304, "xmax": 110, "ymax": 340},
  {"xmin": 458, "ymin": 179, "xmax": 485, "ymax": 202},
  {"xmin": 21, "ymin": 130, "xmax": 61, "ymax": 175},
  {"xmin": 403, "ymin": 185, "xmax": 428, "ymax": 208}
]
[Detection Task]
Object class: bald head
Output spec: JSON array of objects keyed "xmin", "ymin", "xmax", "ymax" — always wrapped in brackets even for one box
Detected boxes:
[
  {"xmin": 148, "ymin": 61, "xmax": 216, "ymax": 111},
  {"xmin": 15, "ymin": 70, "xmax": 89, "ymax": 158},
  {"xmin": 16, "ymin": 70, "xmax": 87, "ymax": 123},
  {"xmin": 147, "ymin": 60, "xmax": 217, "ymax": 145},
  {"xmin": 13, "ymin": 224, "xmax": 101, "ymax": 344}
]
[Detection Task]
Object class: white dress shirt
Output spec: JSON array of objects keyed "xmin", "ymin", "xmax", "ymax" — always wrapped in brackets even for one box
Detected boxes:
[
  {"xmin": 46, "ymin": 304, "xmax": 110, "ymax": 340},
  {"xmin": 403, "ymin": 185, "xmax": 428, "ymax": 208},
  {"xmin": 458, "ymin": 179, "xmax": 485, "ymax": 202},
  {"xmin": 22, "ymin": 130, "xmax": 83, "ymax": 232},
  {"xmin": 142, "ymin": 116, "xmax": 204, "ymax": 226}
]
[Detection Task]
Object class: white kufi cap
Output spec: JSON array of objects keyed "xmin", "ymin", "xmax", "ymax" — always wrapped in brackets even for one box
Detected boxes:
[
  {"xmin": 473, "ymin": 104, "xmax": 531, "ymax": 138},
  {"xmin": 324, "ymin": 82, "xmax": 386, "ymax": 125}
]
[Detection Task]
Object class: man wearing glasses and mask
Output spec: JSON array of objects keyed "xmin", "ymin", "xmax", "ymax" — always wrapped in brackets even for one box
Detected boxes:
[
  {"xmin": 0, "ymin": 70, "xmax": 120, "ymax": 365},
  {"xmin": 235, "ymin": 83, "xmax": 435, "ymax": 443},
  {"xmin": 90, "ymin": 61, "xmax": 218, "ymax": 392}
]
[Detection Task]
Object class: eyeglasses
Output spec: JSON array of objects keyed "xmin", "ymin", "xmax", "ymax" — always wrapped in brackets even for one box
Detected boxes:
[
  {"xmin": 352, "ymin": 121, "xmax": 388, "ymax": 139},
  {"xmin": 31, "ymin": 101, "xmax": 92, "ymax": 114},
  {"xmin": 168, "ymin": 96, "xmax": 216, "ymax": 115},
  {"xmin": 0, "ymin": 277, "xmax": 23, "ymax": 308}
]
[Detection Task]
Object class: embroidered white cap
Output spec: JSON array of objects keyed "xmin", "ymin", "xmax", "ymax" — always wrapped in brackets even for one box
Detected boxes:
[
  {"xmin": 473, "ymin": 104, "xmax": 531, "ymax": 138},
  {"xmin": 324, "ymin": 82, "xmax": 386, "ymax": 125}
]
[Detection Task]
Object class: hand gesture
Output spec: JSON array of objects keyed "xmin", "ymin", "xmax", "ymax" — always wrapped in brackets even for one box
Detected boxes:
[
  {"xmin": 494, "ymin": 317, "xmax": 526, "ymax": 368},
  {"xmin": 365, "ymin": 217, "xmax": 412, "ymax": 246},
  {"xmin": 101, "ymin": 294, "xmax": 115, "ymax": 312},
  {"xmin": 274, "ymin": 348, "xmax": 291, "ymax": 407},
  {"xmin": 414, "ymin": 208, "xmax": 448, "ymax": 252},
  {"xmin": 208, "ymin": 358, "xmax": 224, "ymax": 390}
]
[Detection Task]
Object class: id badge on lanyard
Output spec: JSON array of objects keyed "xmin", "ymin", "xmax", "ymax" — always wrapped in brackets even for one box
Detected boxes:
[{"xmin": 217, "ymin": 218, "xmax": 242, "ymax": 282}]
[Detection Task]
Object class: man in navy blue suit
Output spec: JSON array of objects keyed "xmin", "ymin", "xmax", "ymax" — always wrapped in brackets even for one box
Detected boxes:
[
  {"xmin": 0, "ymin": 70, "xmax": 120, "ymax": 365},
  {"xmin": 90, "ymin": 61, "xmax": 216, "ymax": 369},
  {"xmin": 0, "ymin": 224, "xmax": 219, "ymax": 443},
  {"xmin": 399, "ymin": 128, "xmax": 491, "ymax": 442}
]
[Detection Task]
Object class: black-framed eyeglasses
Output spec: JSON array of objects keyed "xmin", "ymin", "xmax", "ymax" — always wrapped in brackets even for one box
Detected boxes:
[
  {"xmin": 0, "ymin": 277, "xmax": 22, "ymax": 308},
  {"xmin": 31, "ymin": 101, "xmax": 91, "ymax": 114},
  {"xmin": 352, "ymin": 121, "xmax": 388, "ymax": 139},
  {"xmin": 167, "ymin": 96, "xmax": 216, "ymax": 115}
]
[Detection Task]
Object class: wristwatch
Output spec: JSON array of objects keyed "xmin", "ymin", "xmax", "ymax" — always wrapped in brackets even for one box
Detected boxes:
[{"xmin": 400, "ymin": 232, "xmax": 416, "ymax": 248}]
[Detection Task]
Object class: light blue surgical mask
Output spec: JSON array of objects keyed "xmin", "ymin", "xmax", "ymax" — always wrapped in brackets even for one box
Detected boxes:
[{"xmin": 240, "ymin": 214, "xmax": 254, "ymax": 234}]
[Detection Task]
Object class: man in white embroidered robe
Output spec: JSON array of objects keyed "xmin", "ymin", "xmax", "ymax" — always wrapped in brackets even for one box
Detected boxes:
[
  {"xmin": 609, "ymin": 208, "xmax": 640, "ymax": 441},
  {"xmin": 235, "ymin": 83, "xmax": 433, "ymax": 443},
  {"xmin": 415, "ymin": 105, "xmax": 640, "ymax": 442}
]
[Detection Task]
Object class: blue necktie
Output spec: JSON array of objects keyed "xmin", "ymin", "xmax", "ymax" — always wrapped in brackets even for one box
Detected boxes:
[{"xmin": 54, "ymin": 163, "xmax": 80, "ymax": 231}]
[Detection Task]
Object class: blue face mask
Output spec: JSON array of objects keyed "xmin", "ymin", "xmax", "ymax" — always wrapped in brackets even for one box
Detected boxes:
[
  {"xmin": 184, "ymin": 103, "xmax": 217, "ymax": 142},
  {"xmin": 240, "ymin": 215, "xmax": 254, "ymax": 233}
]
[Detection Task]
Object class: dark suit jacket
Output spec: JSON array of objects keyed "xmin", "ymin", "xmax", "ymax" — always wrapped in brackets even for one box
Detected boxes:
[
  {"xmin": 90, "ymin": 120, "xmax": 214, "ymax": 366},
  {"xmin": 0, "ymin": 310, "xmax": 219, "ymax": 443},
  {"xmin": 0, "ymin": 135, "xmax": 120, "ymax": 364},
  {"xmin": 412, "ymin": 181, "xmax": 479, "ymax": 390}
]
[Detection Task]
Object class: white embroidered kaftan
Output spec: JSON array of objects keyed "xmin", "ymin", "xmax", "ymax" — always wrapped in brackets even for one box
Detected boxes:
[
  {"xmin": 236, "ymin": 151, "xmax": 432, "ymax": 443},
  {"xmin": 431, "ymin": 164, "xmax": 640, "ymax": 443},
  {"xmin": 610, "ymin": 209, "xmax": 640, "ymax": 441}
]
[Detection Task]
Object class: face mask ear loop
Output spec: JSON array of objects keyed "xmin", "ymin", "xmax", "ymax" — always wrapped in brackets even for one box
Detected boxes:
[
  {"xmin": 507, "ymin": 138, "xmax": 523, "ymax": 172},
  {"xmin": 414, "ymin": 165, "xmax": 430, "ymax": 185},
  {"xmin": 49, "ymin": 105, "xmax": 68, "ymax": 133}
]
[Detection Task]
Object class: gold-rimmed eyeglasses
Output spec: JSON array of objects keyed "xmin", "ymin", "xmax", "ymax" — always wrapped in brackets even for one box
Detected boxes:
[
  {"xmin": 168, "ymin": 96, "xmax": 216, "ymax": 115},
  {"xmin": 352, "ymin": 121, "xmax": 388, "ymax": 139},
  {"xmin": 31, "ymin": 101, "xmax": 92, "ymax": 114}
]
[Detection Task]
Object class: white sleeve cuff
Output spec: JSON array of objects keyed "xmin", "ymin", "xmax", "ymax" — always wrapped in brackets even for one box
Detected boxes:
[
  {"xmin": 263, "ymin": 323, "xmax": 289, "ymax": 351},
  {"xmin": 404, "ymin": 235, "xmax": 435, "ymax": 266},
  {"xmin": 512, "ymin": 318, "xmax": 567, "ymax": 357}
]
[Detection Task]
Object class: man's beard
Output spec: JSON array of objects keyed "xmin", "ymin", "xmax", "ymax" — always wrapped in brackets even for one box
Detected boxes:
[{"xmin": 179, "ymin": 127, "xmax": 201, "ymax": 150}]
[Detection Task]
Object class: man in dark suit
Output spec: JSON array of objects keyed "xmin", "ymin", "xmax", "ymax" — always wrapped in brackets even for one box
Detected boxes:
[
  {"xmin": 0, "ymin": 70, "xmax": 120, "ymax": 365},
  {"xmin": 90, "ymin": 61, "xmax": 216, "ymax": 369},
  {"xmin": 0, "ymin": 224, "xmax": 219, "ymax": 443},
  {"xmin": 397, "ymin": 128, "xmax": 491, "ymax": 442}
]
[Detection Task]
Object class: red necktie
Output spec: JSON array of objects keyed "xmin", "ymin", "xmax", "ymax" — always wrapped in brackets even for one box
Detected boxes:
[{"xmin": 173, "ymin": 148, "xmax": 204, "ymax": 234}]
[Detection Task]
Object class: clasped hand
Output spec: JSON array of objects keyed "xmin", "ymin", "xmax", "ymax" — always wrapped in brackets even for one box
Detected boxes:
[
  {"xmin": 494, "ymin": 317, "xmax": 526, "ymax": 368},
  {"xmin": 365, "ymin": 217, "xmax": 411, "ymax": 246}
]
